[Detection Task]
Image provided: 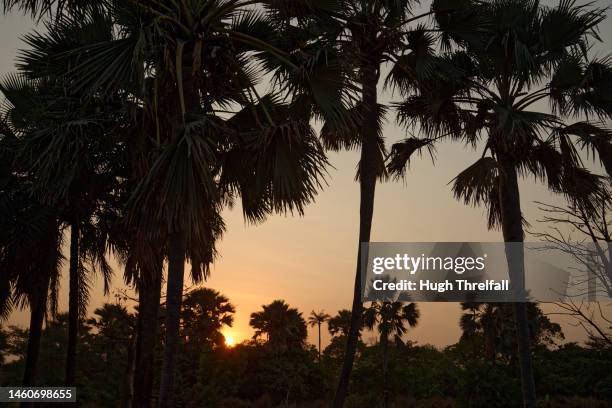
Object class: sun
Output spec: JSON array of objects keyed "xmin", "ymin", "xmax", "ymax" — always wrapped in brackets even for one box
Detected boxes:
[{"xmin": 224, "ymin": 335, "xmax": 236, "ymax": 347}]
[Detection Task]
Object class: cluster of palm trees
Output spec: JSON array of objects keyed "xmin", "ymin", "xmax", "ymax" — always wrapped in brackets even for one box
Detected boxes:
[
  {"xmin": 308, "ymin": 303, "xmax": 420, "ymax": 407},
  {"xmin": 0, "ymin": 0, "xmax": 610, "ymax": 407}
]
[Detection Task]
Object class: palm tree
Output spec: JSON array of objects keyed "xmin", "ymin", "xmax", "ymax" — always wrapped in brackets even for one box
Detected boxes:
[
  {"xmin": 0, "ymin": 201, "xmax": 61, "ymax": 389},
  {"xmin": 363, "ymin": 301, "xmax": 419, "ymax": 408},
  {"xmin": 325, "ymin": 309, "xmax": 366, "ymax": 363},
  {"xmin": 389, "ymin": 2, "xmax": 612, "ymax": 406},
  {"xmin": 180, "ymin": 288, "xmax": 235, "ymax": 348},
  {"xmin": 307, "ymin": 310, "xmax": 330, "ymax": 361},
  {"xmin": 261, "ymin": 2, "xmax": 481, "ymax": 403},
  {"xmin": 460, "ymin": 302, "xmax": 563, "ymax": 365},
  {"xmin": 0, "ymin": 3, "xmax": 160, "ymax": 402},
  {"xmin": 88, "ymin": 303, "xmax": 137, "ymax": 407},
  {"xmin": 118, "ymin": 83, "xmax": 168, "ymax": 408},
  {"xmin": 250, "ymin": 300, "xmax": 308, "ymax": 351},
  {"xmin": 460, "ymin": 302, "xmax": 502, "ymax": 362},
  {"xmin": 327, "ymin": 309, "xmax": 355, "ymax": 338},
  {"xmin": 0, "ymin": 70, "xmax": 117, "ymax": 387},
  {"xmin": 131, "ymin": 254, "xmax": 163, "ymax": 408},
  {"xmin": 14, "ymin": 3, "xmax": 334, "ymax": 405},
  {"xmin": 0, "ymin": 85, "xmax": 64, "ymax": 388},
  {"xmin": 1, "ymin": 0, "xmax": 94, "ymax": 17}
]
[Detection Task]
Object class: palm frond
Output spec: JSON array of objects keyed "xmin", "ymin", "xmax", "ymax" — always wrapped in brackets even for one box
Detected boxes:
[
  {"xmin": 561, "ymin": 121, "xmax": 612, "ymax": 177},
  {"xmin": 452, "ymin": 156, "xmax": 498, "ymax": 207},
  {"xmin": 18, "ymin": 8, "xmax": 143, "ymax": 97},
  {"xmin": 550, "ymin": 55, "xmax": 612, "ymax": 120},
  {"xmin": 222, "ymin": 98, "xmax": 329, "ymax": 223},
  {"xmin": 127, "ymin": 121, "xmax": 219, "ymax": 241},
  {"xmin": 387, "ymin": 137, "xmax": 435, "ymax": 179}
]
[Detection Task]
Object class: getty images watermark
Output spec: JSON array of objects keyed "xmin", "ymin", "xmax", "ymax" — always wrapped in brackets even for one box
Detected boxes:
[{"xmin": 361, "ymin": 242, "xmax": 611, "ymax": 302}]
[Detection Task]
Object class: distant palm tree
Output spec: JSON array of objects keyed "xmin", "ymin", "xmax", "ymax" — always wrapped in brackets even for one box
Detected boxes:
[
  {"xmin": 307, "ymin": 310, "xmax": 330, "ymax": 361},
  {"xmin": 181, "ymin": 288, "xmax": 235, "ymax": 348},
  {"xmin": 250, "ymin": 300, "xmax": 307, "ymax": 351},
  {"xmin": 364, "ymin": 301, "xmax": 419, "ymax": 408},
  {"xmin": 460, "ymin": 303, "xmax": 505, "ymax": 362},
  {"xmin": 88, "ymin": 303, "xmax": 137, "ymax": 407},
  {"xmin": 389, "ymin": 2, "xmax": 611, "ymax": 405},
  {"xmin": 460, "ymin": 302, "xmax": 563, "ymax": 365},
  {"xmin": 327, "ymin": 310, "xmax": 355, "ymax": 338}
]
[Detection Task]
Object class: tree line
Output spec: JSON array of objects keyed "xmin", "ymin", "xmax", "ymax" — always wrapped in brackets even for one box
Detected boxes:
[
  {"xmin": 0, "ymin": 0, "xmax": 610, "ymax": 407},
  {"xmin": 1, "ymin": 290, "xmax": 611, "ymax": 407}
]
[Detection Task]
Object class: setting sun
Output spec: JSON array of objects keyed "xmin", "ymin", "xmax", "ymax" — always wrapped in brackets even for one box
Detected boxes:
[{"xmin": 224, "ymin": 335, "xmax": 235, "ymax": 348}]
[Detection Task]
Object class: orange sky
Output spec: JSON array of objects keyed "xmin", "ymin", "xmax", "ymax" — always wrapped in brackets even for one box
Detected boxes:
[{"xmin": 2, "ymin": 1, "xmax": 612, "ymax": 349}]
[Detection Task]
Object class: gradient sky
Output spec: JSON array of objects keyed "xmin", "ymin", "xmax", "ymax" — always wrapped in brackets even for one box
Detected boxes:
[{"xmin": 1, "ymin": 0, "xmax": 611, "ymax": 349}]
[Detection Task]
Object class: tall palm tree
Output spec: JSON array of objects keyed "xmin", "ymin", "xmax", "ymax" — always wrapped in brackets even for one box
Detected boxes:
[
  {"xmin": 131, "ymin": 253, "xmax": 163, "ymax": 408},
  {"xmin": 15, "ymin": 3, "xmax": 335, "ymax": 406},
  {"xmin": 0, "ymin": 70, "xmax": 117, "ymax": 387},
  {"xmin": 0, "ymin": 194, "xmax": 61, "ymax": 389},
  {"xmin": 250, "ymin": 300, "xmax": 308, "ymax": 351},
  {"xmin": 389, "ymin": 2, "xmax": 612, "ymax": 406},
  {"xmin": 0, "ymin": 82, "xmax": 64, "ymax": 388},
  {"xmin": 363, "ymin": 301, "xmax": 419, "ymax": 408},
  {"xmin": 261, "ymin": 2, "xmax": 482, "ymax": 403},
  {"xmin": 0, "ymin": 3, "xmax": 164, "ymax": 403},
  {"xmin": 118, "ymin": 81, "xmax": 168, "ymax": 408},
  {"xmin": 307, "ymin": 310, "xmax": 330, "ymax": 361}
]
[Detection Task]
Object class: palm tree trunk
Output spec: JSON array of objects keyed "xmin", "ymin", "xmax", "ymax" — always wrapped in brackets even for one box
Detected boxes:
[
  {"xmin": 121, "ymin": 333, "xmax": 137, "ymax": 408},
  {"xmin": 333, "ymin": 60, "xmax": 379, "ymax": 408},
  {"xmin": 133, "ymin": 257, "xmax": 163, "ymax": 408},
  {"xmin": 498, "ymin": 157, "xmax": 536, "ymax": 408},
  {"xmin": 158, "ymin": 231, "xmax": 186, "ymax": 408},
  {"xmin": 22, "ymin": 284, "xmax": 48, "ymax": 387},
  {"xmin": 381, "ymin": 334, "xmax": 389, "ymax": 408},
  {"xmin": 158, "ymin": 59, "xmax": 200, "ymax": 408},
  {"xmin": 318, "ymin": 322, "xmax": 322, "ymax": 362},
  {"xmin": 65, "ymin": 220, "xmax": 79, "ymax": 387}
]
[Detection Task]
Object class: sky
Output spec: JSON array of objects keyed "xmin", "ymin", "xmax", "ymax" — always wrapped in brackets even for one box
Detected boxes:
[{"xmin": 1, "ymin": 0, "xmax": 611, "ymax": 349}]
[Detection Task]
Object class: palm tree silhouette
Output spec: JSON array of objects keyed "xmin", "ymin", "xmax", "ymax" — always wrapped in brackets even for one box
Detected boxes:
[
  {"xmin": 250, "ymin": 300, "xmax": 308, "ymax": 352},
  {"xmin": 308, "ymin": 310, "xmax": 330, "ymax": 362},
  {"xmin": 460, "ymin": 302, "xmax": 563, "ymax": 366},
  {"xmin": 327, "ymin": 309, "xmax": 355, "ymax": 338},
  {"xmin": 0, "ymin": 79, "xmax": 65, "ymax": 389},
  {"xmin": 268, "ymin": 2, "xmax": 480, "ymax": 403},
  {"xmin": 389, "ymin": 2, "xmax": 611, "ymax": 405},
  {"xmin": 364, "ymin": 301, "xmax": 419, "ymax": 408},
  {"xmin": 12, "ymin": 2, "xmax": 332, "ymax": 405},
  {"xmin": 0, "ymin": 72, "xmax": 117, "ymax": 387},
  {"xmin": 180, "ymin": 288, "xmax": 235, "ymax": 348},
  {"xmin": 460, "ymin": 302, "xmax": 505, "ymax": 363}
]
